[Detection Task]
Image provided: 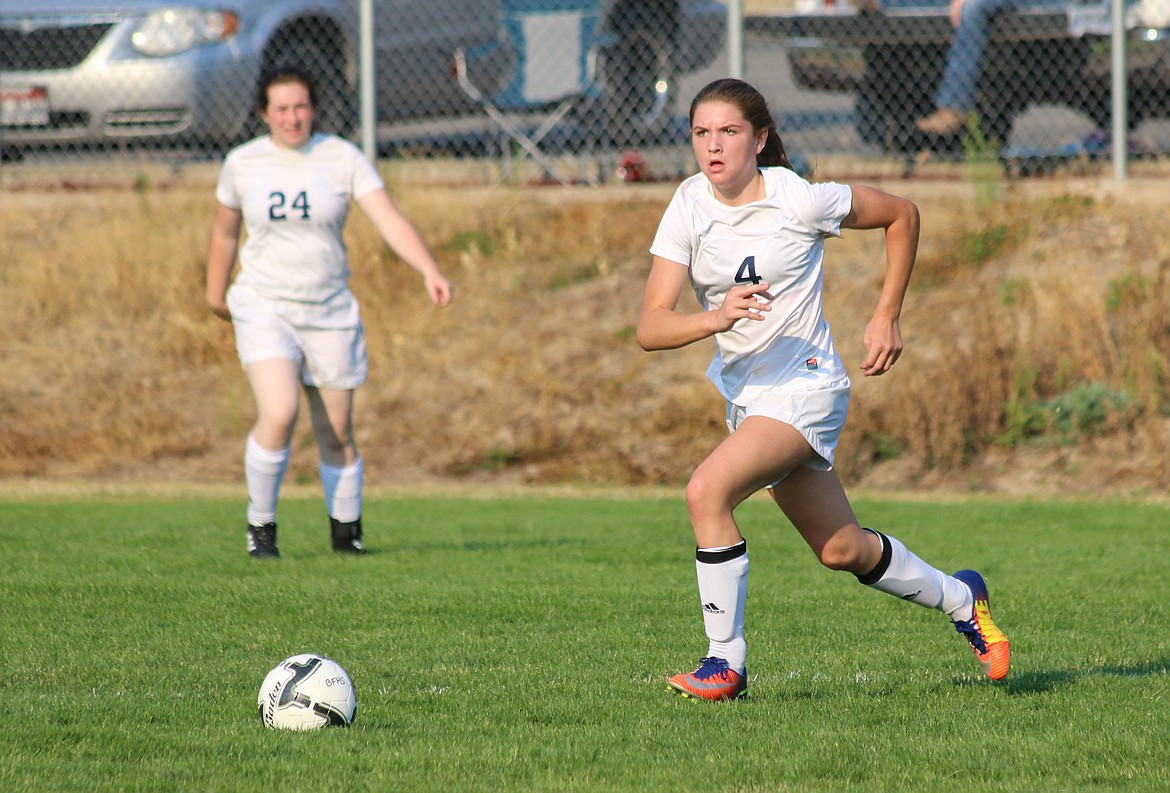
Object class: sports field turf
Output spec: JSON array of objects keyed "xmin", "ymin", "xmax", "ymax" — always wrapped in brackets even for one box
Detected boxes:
[{"xmin": 1, "ymin": 493, "xmax": 1167, "ymax": 792}]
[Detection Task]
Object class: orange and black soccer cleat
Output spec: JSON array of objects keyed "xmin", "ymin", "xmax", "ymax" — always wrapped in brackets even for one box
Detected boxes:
[{"xmin": 952, "ymin": 569, "xmax": 1010, "ymax": 680}]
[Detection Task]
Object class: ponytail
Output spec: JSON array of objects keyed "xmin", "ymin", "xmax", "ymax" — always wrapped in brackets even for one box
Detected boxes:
[{"xmin": 758, "ymin": 131, "xmax": 793, "ymax": 171}]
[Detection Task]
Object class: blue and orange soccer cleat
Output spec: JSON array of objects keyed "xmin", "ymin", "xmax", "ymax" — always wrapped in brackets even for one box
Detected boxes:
[
  {"xmin": 667, "ymin": 657, "xmax": 747, "ymax": 701},
  {"xmin": 952, "ymin": 569, "xmax": 1010, "ymax": 680}
]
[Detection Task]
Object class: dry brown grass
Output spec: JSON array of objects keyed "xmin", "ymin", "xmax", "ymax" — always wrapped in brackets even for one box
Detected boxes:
[{"xmin": 4, "ymin": 170, "xmax": 1170, "ymax": 498}]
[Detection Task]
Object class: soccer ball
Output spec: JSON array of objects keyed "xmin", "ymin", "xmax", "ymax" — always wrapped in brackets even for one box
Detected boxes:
[{"xmin": 257, "ymin": 654, "xmax": 357, "ymax": 731}]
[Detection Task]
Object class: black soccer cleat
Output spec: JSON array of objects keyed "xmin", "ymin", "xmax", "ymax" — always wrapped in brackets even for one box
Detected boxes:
[
  {"xmin": 330, "ymin": 517, "xmax": 366, "ymax": 554},
  {"xmin": 247, "ymin": 522, "xmax": 279, "ymax": 558}
]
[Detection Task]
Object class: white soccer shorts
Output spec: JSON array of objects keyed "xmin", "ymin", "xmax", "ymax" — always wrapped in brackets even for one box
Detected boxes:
[
  {"xmin": 725, "ymin": 379, "xmax": 850, "ymax": 473},
  {"xmin": 227, "ymin": 285, "xmax": 368, "ymax": 390}
]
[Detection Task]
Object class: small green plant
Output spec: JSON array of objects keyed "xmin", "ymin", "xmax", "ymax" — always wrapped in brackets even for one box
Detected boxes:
[
  {"xmin": 447, "ymin": 446, "xmax": 527, "ymax": 476},
  {"xmin": 1105, "ymin": 272, "xmax": 1153, "ymax": 311},
  {"xmin": 545, "ymin": 259, "xmax": 602, "ymax": 291},
  {"xmin": 961, "ymin": 113, "xmax": 1002, "ymax": 208},
  {"xmin": 134, "ymin": 172, "xmax": 152, "ymax": 215},
  {"xmin": 996, "ymin": 391, "xmax": 1050, "ymax": 447},
  {"xmin": 869, "ymin": 432, "xmax": 903, "ymax": 462},
  {"xmin": 999, "ymin": 276, "xmax": 1029, "ymax": 307},
  {"xmin": 441, "ymin": 228, "xmax": 497, "ymax": 256},
  {"xmin": 1002, "ymin": 381, "xmax": 1135, "ymax": 446},
  {"xmin": 956, "ymin": 223, "xmax": 1010, "ymax": 267},
  {"xmin": 481, "ymin": 445, "xmax": 522, "ymax": 471},
  {"xmin": 1038, "ymin": 382, "xmax": 1133, "ymax": 440}
]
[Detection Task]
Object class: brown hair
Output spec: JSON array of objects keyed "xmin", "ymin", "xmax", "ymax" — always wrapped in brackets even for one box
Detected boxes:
[
  {"xmin": 688, "ymin": 78, "xmax": 793, "ymax": 171},
  {"xmin": 256, "ymin": 65, "xmax": 318, "ymax": 113}
]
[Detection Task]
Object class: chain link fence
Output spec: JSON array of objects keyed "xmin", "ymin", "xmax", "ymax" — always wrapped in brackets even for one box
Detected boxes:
[{"xmin": 1, "ymin": 0, "xmax": 1168, "ymax": 181}]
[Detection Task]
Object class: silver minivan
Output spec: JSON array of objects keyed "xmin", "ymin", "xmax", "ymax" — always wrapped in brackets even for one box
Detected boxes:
[{"xmin": 0, "ymin": 0, "xmax": 725, "ymax": 153}]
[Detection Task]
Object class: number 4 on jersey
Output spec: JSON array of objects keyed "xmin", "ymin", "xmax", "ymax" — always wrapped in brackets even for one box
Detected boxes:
[
  {"xmin": 735, "ymin": 256, "xmax": 762, "ymax": 286},
  {"xmin": 736, "ymin": 255, "xmax": 776, "ymax": 301}
]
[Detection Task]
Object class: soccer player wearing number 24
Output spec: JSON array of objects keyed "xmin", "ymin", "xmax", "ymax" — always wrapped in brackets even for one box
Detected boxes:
[
  {"xmin": 206, "ymin": 66, "xmax": 453, "ymax": 559},
  {"xmin": 637, "ymin": 79, "xmax": 1009, "ymax": 701}
]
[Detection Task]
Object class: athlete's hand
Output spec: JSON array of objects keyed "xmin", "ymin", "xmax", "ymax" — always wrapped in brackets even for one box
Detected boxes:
[
  {"xmin": 860, "ymin": 313, "xmax": 903, "ymax": 376},
  {"xmin": 713, "ymin": 283, "xmax": 772, "ymax": 332},
  {"xmin": 425, "ymin": 275, "xmax": 454, "ymax": 307}
]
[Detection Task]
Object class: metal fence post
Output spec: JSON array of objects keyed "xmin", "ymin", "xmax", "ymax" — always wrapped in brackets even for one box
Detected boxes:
[
  {"xmin": 727, "ymin": 0, "xmax": 744, "ymax": 80},
  {"xmin": 1112, "ymin": 0, "xmax": 1128, "ymax": 179},
  {"xmin": 360, "ymin": 0, "xmax": 376, "ymax": 162}
]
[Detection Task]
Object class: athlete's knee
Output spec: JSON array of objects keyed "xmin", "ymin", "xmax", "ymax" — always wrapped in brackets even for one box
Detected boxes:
[
  {"xmin": 253, "ymin": 408, "xmax": 297, "ymax": 446},
  {"xmin": 685, "ymin": 468, "xmax": 733, "ymax": 520},
  {"xmin": 255, "ymin": 392, "xmax": 298, "ymax": 427},
  {"xmin": 815, "ymin": 530, "xmax": 870, "ymax": 573}
]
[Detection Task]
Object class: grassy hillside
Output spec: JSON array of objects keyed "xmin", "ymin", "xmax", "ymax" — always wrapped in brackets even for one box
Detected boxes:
[{"xmin": 3, "ymin": 168, "xmax": 1169, "ymax": 498}]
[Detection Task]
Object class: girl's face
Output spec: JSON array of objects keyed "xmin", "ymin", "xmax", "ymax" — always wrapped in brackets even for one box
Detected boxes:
[
  {"xmin": 690, "ymin": 99, "xmax": 767, "ymax": 204},
  {"xmin": 261, "ymin": 81, "xmax": 314, "ymax": 149}
]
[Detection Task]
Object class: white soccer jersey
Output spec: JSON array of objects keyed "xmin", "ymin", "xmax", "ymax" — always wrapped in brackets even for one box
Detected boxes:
[
  {"xmin": 650, "ymin": 167, "xmax": 853, "ymax": 405},
  {"xmin": 215, "ymin": 133, "xmax": 385, "ymax": 305}
]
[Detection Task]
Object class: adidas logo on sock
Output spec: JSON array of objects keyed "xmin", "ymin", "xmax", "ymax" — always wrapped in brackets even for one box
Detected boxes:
[{"xmin": 702, "ymin": 602, "xmax": 725, "ymax": 615}]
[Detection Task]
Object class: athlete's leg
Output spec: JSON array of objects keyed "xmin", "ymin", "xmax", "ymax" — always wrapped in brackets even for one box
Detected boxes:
[
  {"xmin": 242, "ymin": 358, "xmax": 300, "ymax": 529},
  {"xmin": 685, "ymin": 415, "xmax": 815, "ymax": 548},
  {"xmin": 306, "ymin": 386, "xmax": 365, "ymax": 552},
  {"xmin": 670, "ymin": 416, "xmax": 817, "ymax": 696},
  {"xmin": 245, "ymin": 358, "xmax": 302, "ymax": 452},
  {"xmin": 305, "ymin": 385, "xmax": 357, "ymax": 468},
  {"xmin": 771, "ymin": 467, "xmax": 968, "ymax": 613},
  {"xmin": 771, "ymin": 469, "xmax": 1008, "ymax": 678},
  {"xmin": 767, "ymin": 466, "xmax": 879, "ymax": 574}
]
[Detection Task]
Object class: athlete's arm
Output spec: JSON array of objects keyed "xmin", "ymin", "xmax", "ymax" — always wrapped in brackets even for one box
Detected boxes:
[
  {"xmin": 206, "ymin": 203, "xmax": 242, "ymax": 320},
  {"xmin": 356, "ymin": 188, "xmax": 453, "ymax": 307},
  {"xmin": 636, "ymin": 255, "xmax": 771, "ymax": 351},
  {"xmin": 841, "ymin": 185, "xmax": 920, "ymax": 376}
]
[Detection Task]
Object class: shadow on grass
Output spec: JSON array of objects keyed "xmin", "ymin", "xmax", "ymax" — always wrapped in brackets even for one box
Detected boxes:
[{"xmin": 957, "ymin": 657, "xmax": 1170, "ymax": 695}]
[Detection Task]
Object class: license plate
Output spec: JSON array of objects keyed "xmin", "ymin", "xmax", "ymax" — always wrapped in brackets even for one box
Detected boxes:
[{"xmin": 1, "ymin": 86, "xmax": 50, "ymax": 127}]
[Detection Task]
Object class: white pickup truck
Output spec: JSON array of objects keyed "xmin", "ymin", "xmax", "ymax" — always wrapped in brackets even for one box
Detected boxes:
[{"xmin": 750, "ymin": 0, "xmax": 1170, "ymax": 155}]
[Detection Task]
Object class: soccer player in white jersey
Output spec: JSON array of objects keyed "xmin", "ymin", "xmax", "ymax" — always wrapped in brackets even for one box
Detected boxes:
[
  {"xmin": 206, "ymin": 66, "xmax": 453, "ymax": 558},
  {"xmin": 637, "ymin": 79, "xmax": 1009, "ymax": 701}
]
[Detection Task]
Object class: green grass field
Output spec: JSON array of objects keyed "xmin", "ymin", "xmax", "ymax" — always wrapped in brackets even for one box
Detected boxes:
[{"xmin": 1, "ymin": 493, "xmax": 1167, "ymax": 792}]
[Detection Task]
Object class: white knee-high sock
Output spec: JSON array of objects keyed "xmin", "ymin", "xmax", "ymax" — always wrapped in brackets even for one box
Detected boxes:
[
  {"xmin": 320, "ymin": 458, "xmax": 363, "ymax": 523},
  {"xmin": 857, "ymin": 530, "xmax": 973, "ymax": 621},
  {"xmin": 245, "ymin": 434, "xmax": 290, "ymax": 526},
  {"xmin": 695, "ymin": 541, "xmax": 749, "ymax": 675}
]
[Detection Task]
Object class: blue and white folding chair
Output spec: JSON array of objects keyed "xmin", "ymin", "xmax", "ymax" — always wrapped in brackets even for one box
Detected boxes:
[{"xmin": 455, "ymin": 0, "xmax": 600, "ymax": 186}]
